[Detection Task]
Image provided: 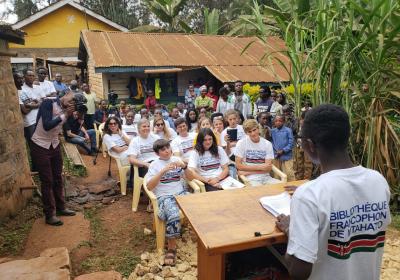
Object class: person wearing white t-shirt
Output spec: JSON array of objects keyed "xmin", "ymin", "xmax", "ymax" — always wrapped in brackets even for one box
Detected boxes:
[
  {"xmin": 19, "ymin": 69, "xmax": 44, "ymax": 141},
  {"xmin": 220, "ymin": 109, "xmax": 246, "ymax": 158},
  {"xmin": 122, "ymin": 111, "xmax": 138, "ymax": 139},
  {"xmin": 146, "ymin": 139, "xmax": 190, "ymax": 266},
  {"xmin": 37, "ymin": 67, "xmax": 56, "ymax": 98},
  {"xmin": 128, "ymin": 118, "xmax": 160, "ymax": 177},
  {"xmin": 102, "ymin": 117, "xmax": 131, "ymax": 165},
  {"xmin": 171, "ymin": 118, "xmax": 196, "ymax": 163},
  {"xmin": 276, "ymin": 104, "xmax": 391, "ymax": 280},
  {"xmin": 188, "ymin": 128, "xmax": 229, "ymax": 192},
  {"xmin": 235, "ymin": 119, "xmax": 280, "ymax": 186},
  {"xmin": 152, "ymin": 115, "xmax": 177, "ymax": 141}
]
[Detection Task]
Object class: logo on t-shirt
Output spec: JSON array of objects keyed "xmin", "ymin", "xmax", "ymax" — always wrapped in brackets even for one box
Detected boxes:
[
  {"xmin": 199, "ymin": 156, "xmax": 220, "ymax": 171},
  {"xmin": 245, "ymin": 150, "xmax": 267, "ymax": 164},
  {"xmin": 160, "ymin": 169, "xmax": 182, "ymax": 184},
  {"xmin": 140, "ymin": 144, "xmax": 154, "ymax": 154},
  {"xmin": 328, "ymin": 201, "xmax": 389, "ymax": 259},
  {"xmin": 181, "ymin": 139, "xmax": 194, "ymax": 154}
]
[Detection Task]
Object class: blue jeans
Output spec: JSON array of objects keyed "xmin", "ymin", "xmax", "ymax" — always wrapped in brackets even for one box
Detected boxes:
[{"xmin": 66, "ymin": 129, "xmax": 96, "ymax": 154}]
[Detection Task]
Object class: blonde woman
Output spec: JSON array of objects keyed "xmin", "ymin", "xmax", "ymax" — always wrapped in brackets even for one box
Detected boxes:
[{"xmin": 153, "ymin": 115, "xmax": 177, "ymax": 141}]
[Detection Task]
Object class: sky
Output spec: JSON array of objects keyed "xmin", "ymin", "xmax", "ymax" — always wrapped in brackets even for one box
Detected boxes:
[{"xmin": 0, "ymin": 0, "xmax": 49, "ymax": 24}]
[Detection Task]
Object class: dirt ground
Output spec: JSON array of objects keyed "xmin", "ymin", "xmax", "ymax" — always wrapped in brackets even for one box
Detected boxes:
[{"xmin": 1, "ymin": 152, "xmax": 400, "ymax": 279}]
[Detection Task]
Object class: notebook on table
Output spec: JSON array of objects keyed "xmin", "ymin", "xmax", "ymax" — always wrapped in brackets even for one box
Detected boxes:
[{"xmin": 259, "ymin": 192, "xmax": 291, "ymax": 217}]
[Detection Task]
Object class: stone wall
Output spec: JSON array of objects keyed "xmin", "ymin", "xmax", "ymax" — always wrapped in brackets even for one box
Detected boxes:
[{"xmin": 0, "ymin": 39, "xmax": 33, "ymax": 221}]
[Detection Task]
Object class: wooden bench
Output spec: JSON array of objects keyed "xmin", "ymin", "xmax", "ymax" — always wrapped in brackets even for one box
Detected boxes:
[{"xmin": 61, "ymin": 139, "xmax": 87, "ymax": 168}]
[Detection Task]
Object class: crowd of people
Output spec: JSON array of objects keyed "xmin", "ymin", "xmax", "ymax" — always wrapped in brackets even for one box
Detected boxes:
[{"xmin": 14, "ymin": 68, "xmax": 391, "ymax": 278}]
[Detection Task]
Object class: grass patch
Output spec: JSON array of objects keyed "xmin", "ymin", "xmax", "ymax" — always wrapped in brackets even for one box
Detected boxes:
[
  {"xmin": 391, "ymin": 213, "xmax": 400, "ymax": 230},
  {"xmin": 83, "ymin": 207, "xmax": 105, "ymax": 242},
  {"xmin": 63, "ymin": 153, "xmax": 87, "ymax": 177},
  {"xmin": 0, "ymin": 196, "xmax": 43, "ymax": 256}
]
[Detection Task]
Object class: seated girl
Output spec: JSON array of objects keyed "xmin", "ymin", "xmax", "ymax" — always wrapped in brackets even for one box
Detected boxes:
[
  {"xmin": 103, "ymin": 116, "xmax": 131, "ymax": 165},
  {"xmin": 146, "ymin": 139, "xmax": 190, "ymax": 266},
  {"xmin": 188, "ymin": 128, "xmax": 230, "ymax": 192},
  {"xmin": 152, "ymin": 115, "xmax": 177, "ymax": 141},
  {"xmin": 128, "ymin": 118, "xmax": 160, "ymax": 177},
  {"xmin": 185, "ymin": 108, "xmax": 198, "ymax": 133}
]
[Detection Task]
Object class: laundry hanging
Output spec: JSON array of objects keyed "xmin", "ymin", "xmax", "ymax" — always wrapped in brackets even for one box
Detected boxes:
[{"xmin": 154, "ymin": 78, "xmax": 161, "ymax": 99}]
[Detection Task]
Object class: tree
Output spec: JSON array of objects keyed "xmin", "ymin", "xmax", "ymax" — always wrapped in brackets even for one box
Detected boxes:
[
  {"xmin": 13, "ymin": 0, "xmax": 39, "ymax": 21},
  {"xmin": 144, "ymin": 0, "xmax": 189, "ymax": 32}
]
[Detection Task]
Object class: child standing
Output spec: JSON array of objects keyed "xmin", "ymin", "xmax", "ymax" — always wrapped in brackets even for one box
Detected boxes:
[
  {"xmin": 270, "ymin": 115, "xmax": 294, "ymax": 181},
  {"xmin": 146, "ymin": 139, "xmax": 190, "ymax": 266}
]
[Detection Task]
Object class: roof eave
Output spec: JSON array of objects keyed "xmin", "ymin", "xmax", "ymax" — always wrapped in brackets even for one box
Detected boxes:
[{"xmin": 12, "ymin": 0, "xmax": 128, "ymax": 32}]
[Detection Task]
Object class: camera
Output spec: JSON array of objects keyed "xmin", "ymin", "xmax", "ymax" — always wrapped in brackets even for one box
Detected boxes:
[
  {"xmin": 108, "ymin": 90, "xmax": 118, "ymax": 106},
  {"xmin": 73, "ymin": 93, "xmax": 88, "ymax": 114}
]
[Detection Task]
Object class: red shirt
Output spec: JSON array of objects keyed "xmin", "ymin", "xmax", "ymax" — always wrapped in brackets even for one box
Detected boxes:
[
  {"xmin": 145, "ymin": 96, "xmax": 157, "ymax": 110},
  {"xmin": 206, "ymin": 92, "xmax": 219, "ymax": 110}
]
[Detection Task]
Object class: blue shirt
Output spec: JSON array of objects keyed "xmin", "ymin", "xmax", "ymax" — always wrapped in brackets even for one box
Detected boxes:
[
  {"xmin": 271, "ymin": 126, "xmax": 294, "ymax": 161},
  {"xmin": 53, "ymin": 81, "xmax": 69, "ymax": 96}
]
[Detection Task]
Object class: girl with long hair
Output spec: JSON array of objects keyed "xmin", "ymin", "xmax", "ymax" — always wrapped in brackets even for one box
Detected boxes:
[
  {"xmin": 153, "ymin": 115, "xmax": 177, "ymax": 141},
  {"xmin": 103, "ymin": 116, "xmax": 131, "ymax": 164},
  {"xmin": 188, "ymin": 128, "xmax": 229, "ymax": 191},
  {"xmin": 185, "ymin": 108, "xmax": 198, "ymax": 133}
]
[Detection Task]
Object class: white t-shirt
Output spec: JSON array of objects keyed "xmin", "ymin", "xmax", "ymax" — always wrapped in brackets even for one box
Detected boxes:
[
  {"xmin": 122, "ymin": 124, "xmax": 138, "ymax": 139},
  {"xmin": 220, "ymin": 125, "xmax": 246, "ymax": 156},
  {"xmin": 287, "ymin": 166, "xmax": 391, "ymax": 280},
  {"xmin": 188, "ymin": 146, "xmax": 229, "ymax": 178},
  {"xmin": 171, "ymin": 133, "xmax": 196, "ymax": 161},
  {"xmin": 19, "ymin": 84, "xmax": 44, "ymax": 127},
  {"xmin": 39, "ymin": 80, "xmax": 56, "ymax": 98},
  {"xmin": 127, "ymin": 133, "xmax": 160, "ymax": 162},
  {"xmin": 146, "ymin": 156, "xmax": 185, "ymax": 198},
  {"xmin": 235, "ymin": 136, "xmax": 274, "ymax": 182},
  {"xmin": 189, "ymin": 122, "xmax": 197, "ymax": 133},
  {"xmin": 154, "ymin": 127, "xmax": 177, "ymax": 141},
  {"xmin": 103, "ymin": 132, "xmax": 130, "ymax": 162}
]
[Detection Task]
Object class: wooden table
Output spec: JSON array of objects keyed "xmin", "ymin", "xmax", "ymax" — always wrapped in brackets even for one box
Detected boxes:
[{"xmin": 176, "ymin": 180, "xmax": 307, "ymax": 280}]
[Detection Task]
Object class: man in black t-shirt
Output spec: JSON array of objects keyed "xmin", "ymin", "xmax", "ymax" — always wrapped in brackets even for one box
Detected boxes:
[{"xmin": 63, "ymin": 111, "xmax": 96, "ymax": 155}]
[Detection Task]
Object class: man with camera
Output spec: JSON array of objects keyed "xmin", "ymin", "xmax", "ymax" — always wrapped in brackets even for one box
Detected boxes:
[{"xmin": 30, "ymin": 91, "xmax": 87, "ymax": 226}]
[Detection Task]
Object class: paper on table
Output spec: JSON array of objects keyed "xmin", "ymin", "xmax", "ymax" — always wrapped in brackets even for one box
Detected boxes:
[
  {"xmin": 259, "ymin": 192, "xmax": 291, "ymax": 217},
  {"xmin": 219, "ymin": 176, "xmax": 245, "ymax": 190}
]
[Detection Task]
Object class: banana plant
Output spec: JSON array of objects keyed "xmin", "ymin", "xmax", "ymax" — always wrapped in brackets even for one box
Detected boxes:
[{"xmin": 145, "ymin": 0, "xmax": 189, "ymax": 32}]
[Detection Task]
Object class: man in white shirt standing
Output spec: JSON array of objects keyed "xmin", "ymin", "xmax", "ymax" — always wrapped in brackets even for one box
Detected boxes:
[
  {"xmin": 276, "ymin": 104, "xmax": 391, "ymax": 280},
  {"xmin": 226, "ymin": 80, "xmax": 252, "ymax": 119},
  {"xmin": 37, "ymin": 67, "xmax": 56, "ymax": 98},
  {"xmin": 82, "ymin": 83, "xmax": 97, "ymax": 129},
  {"xmin": 19, "ymin": 69, "xmax": 44, "ymax": 142}
]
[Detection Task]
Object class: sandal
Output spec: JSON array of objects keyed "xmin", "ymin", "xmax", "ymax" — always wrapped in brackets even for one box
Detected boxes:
[{"xmin": 164, "ymin": 248, "xmax": 176, "ymax": 266}]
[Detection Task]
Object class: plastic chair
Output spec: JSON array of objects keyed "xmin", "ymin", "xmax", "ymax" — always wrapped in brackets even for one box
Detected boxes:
[
  {"xmin": 98, "ymin": 123, "xmax": 107, "ymax": 158},
  {"xmin": 143, "ymin": 176, "xmax": 200, "ymax": 253},
  {"xmin": 107, "ymin": 151, "xmax": 129, "ymax": 196},
  {"xmin": 131, "ymin": 164, "xmax": 144, "ymax": 212},
  {"xmin": 239, "ymin": 164, "xmax": 287, "ymax": 187}
]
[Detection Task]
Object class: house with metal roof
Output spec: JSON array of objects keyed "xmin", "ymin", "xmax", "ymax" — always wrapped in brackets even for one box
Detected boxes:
[
  {"xmin": 78, "ymin": 30, "xmax": 290, "ymax": 103},
  {"xmin": 9, "ymin": 0, "xmax": 127, "ymax": 80}
]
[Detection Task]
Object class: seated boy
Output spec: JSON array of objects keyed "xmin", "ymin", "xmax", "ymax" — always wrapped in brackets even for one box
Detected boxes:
[
  {"xmin": 146, "ymin": 139, "xmax": 190, "ymax": 266},
  {"xmin": 276, "ymin": 104, "xmax": 391, "ymax": 280},
  {"xmin": 235, "ymin": 119, "xmax": 280, "ymax": 186}
]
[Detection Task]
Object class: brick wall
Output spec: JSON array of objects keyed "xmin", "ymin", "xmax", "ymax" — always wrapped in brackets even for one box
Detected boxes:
[
  {"xmin": 0, "ymin": 40, "xmax": 33, "ymax": 221},
  {"xmin": 87, "ymin": 58, "xmax": 104, "ymax": 99}
]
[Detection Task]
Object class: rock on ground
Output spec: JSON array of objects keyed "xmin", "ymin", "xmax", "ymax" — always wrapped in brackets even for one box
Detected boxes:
[
  {"xmin": 0, "ymin": 247, "xmax": 70, "ymax": 280},
  {"xmin": 128, "ymin": 229, "xmax": 197, "ymax": 280},
  {"xmin": 74, "ymin": 270, "xmax": 123, "ymax": 280}
]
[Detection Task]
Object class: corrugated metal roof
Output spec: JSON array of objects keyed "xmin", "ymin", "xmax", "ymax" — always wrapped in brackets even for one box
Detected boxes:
[{"xmin": 81, "ymin": 30, "xmax": 290, "ymax": 82}]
